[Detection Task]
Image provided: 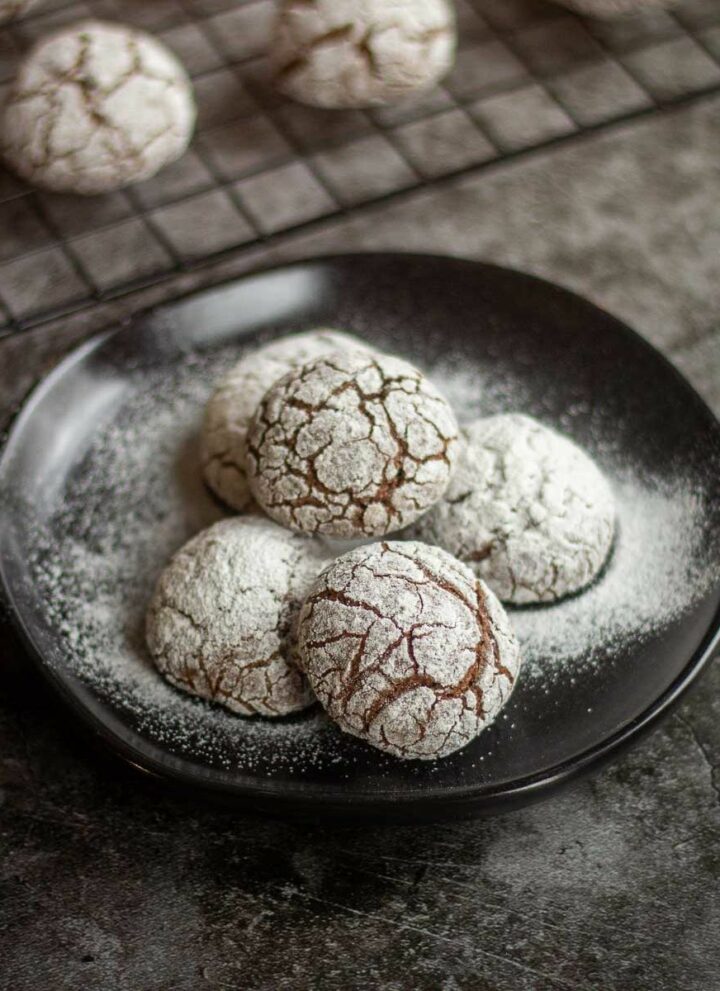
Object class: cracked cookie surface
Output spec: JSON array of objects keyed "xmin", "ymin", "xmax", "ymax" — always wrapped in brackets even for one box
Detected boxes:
[
  {"xmin": 2, "ymin": 19, "xmax": 195, "ymax": 194},
  {"xmin": 412, "ymin": 414, "xmax": 616, "ymax": 604},
  {"xmin": 247, "ymin": 350, "xmax": 459, "ymax": 539},
  {"xmin": 298, "ymin": 540, "xmax": 521, "ymax": 760},
  {"xmin": 272, "ymin": 0, "xmax": 456, "ymax": 109},
  {"xmin": 146, "ymin": 516, "xmax": 329, "ymax": 717},
  {"xmin": 202, "ymin": 329, "xmax": 371, "ymax": 513}
]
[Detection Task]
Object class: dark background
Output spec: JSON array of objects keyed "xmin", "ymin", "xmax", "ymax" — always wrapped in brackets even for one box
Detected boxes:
[{"xmin": 1, "ymin": 620, "xmax": 719, "ymax": 991}]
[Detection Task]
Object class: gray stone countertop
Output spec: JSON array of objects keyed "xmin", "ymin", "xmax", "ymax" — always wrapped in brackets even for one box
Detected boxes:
[{"xmin": 1, "ymin": 95, "xmax": 719, "ymax": 991}]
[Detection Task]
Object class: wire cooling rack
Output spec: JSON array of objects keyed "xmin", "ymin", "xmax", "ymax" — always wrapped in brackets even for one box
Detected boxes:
[{"xmin": 1, "ymin": 0, "xmax": 719, "ymax": 335}]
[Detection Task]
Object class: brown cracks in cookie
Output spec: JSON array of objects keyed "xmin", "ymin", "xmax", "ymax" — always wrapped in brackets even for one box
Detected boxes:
[
  {"xmin": 2, "ymin": 22, "xmax": 193, "ymax": 193},
  {"xmin": 200, "ymin": 331, "xmax": 371, "ymax": 512},
  {"xmin": 272, "ymin": 0, "xmax": 456, "ymax": 108},
  {"xmin": 275, "ymin": 23, "xmax": 356, "ymax": 86},
  {"xmin": 412, "ymin": 414, "xmax": 617, "ymax": 605},
  {"xmin": 247, "ymin": 354, "xmax": 458, "ymax": 538},
  {"xmin": 146, "ymin": 519, "xmax": 321, "ymax": 718},
  {"xmin": 298, "ymin": 542, "xmax": 521, "ymax": 759}
]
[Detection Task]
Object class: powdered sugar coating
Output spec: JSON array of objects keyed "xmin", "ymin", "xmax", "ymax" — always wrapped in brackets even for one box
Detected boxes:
[
  {"xmin": 413, "ymin": 413, "xmax": 616, "ymax": 604},
  {"xmin": 0, "ymin": 1, "xmax": 39, "ymax": 24},
  {"xmin": 272, "ymin": 0, "xmax": 457, "ymax": 109},
  {"xmin": 554, "ymin": 0, "xmax": 677, "ymax": 16},
  {"xmin": 201, "ymin": 329, "xmax": 371, "ymax": 512},
  {"xmin": 146, "ymin": 516, "xmax": 329, "ymax": 717},
  {"xmin": 298, "ymin": 541, "xmax": 521, "ymax": 760},
  {"xmin": 247, "ymin": 350, "xmax": 460, "ymax": 538},
  {"xmin": 2, "ymin": 20, "xmax": 195, "ymax": 194}
]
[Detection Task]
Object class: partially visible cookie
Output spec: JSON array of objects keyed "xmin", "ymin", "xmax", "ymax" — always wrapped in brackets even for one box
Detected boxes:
[
  {"xmin": 201, "ymin": 329, "xmax": 371, "ymax": 512},
  {"xmin": 247, "ymin": 350, "xmax": 460, "ymax": 539},
  {"xmin": 411, "ymin": 414, "xmax": 616, "ymax": 604},
  {"xmin": 298, "ymin": 540, "xmax": 521, "ymax": 760},
  {"xmin": 146, "ymin": 516, "xmax": 329, "ymax": 717},
  {"xmin": 272, "ymin": 0, "xmax": 457, "ymax": 108},
  {"xmin": 2, "ymin": 20, "xmax": 195, "ymax": 194}
]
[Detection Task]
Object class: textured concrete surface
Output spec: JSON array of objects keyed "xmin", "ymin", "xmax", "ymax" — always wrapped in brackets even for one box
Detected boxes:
[{"xmin": 1, "ymin": 96, "xmax": 719, "ymax": 991}]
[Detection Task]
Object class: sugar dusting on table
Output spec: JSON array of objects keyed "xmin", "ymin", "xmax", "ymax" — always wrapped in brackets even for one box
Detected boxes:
[{"xmin": 28, "ymin": 341, "xmax": 716, "ymax": 773}]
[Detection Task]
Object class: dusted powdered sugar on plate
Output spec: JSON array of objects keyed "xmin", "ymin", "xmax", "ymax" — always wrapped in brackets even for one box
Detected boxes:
[
  {"xmin": 29, "ymin": 348, "xmax": 350, "ymax": 775},
  {"xmin": 511, "ymin": 479, "xmax": 710, "ymax": 687},
  {"xmin": 431, "ymin": 358, "xmax": 714, "ymax": 682},
  {"xmin": 25, "ymin": 338, "xmax": 716, "ymax": 774}
]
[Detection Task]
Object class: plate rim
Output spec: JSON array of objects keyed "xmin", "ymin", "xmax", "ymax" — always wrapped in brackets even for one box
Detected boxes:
[{"xmin": 1, "ymin": 251, "xmax": 719, "ymax": 818}]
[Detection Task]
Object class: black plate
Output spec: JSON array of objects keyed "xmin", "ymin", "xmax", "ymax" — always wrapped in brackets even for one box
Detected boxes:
[{"xmin": 1, "ymin": 254, "xmax": 719, "ymax": 820}]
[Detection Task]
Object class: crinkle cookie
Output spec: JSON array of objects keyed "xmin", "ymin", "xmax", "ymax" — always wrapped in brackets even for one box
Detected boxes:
[
  {"xmin": 247, "ymin": 350, "xmax": 460, "ymax": 539},
  {"xmin": 201, "ymin": 329, "xmax": 371, "ymax": 512},
  {"xmin": 0, "ymin": 1, "xmax": 39, "ymax": 24},
  {"xmin": 272, "ymin": 0, "xmax": 457, "ymax": 108},
  {"xmin": 298, "ymin": 541, "xmax": 521, "ymax": 760},
  {"xmin": 2, "ymin": 20, "xmax": 195, "ymax": 194},
  {"xmin": 553, "ymin": 0, "xmax": 678, "ymax": 17},
  {"xmin": 146, "ymin": 517, "xmax": 329, "ymax": 717},
  {"xmin": 412, "ymin": 414, "xmax": 616, "ymax": 604}
]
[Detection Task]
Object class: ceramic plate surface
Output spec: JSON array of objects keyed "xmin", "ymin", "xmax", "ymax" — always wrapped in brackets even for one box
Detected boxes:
[{"xmin": 1, "ymin": 254, "xmax": 719, "ymax": 820}]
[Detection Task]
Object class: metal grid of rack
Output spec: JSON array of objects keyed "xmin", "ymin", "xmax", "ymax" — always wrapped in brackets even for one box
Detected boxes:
[{"xmin": 1, "ymin": 0, "xmax": 719, "ymax": 336}]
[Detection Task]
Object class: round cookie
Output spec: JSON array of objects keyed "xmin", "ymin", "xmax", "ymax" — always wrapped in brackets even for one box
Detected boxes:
[
  {"xmin": 412, "ymin": 413, "xmax": 616, "ymax": 604},
  {"xmin": 146, "ymin": 516, "xmax": 329, "ymax": 717},
  {"xmin": 298, "ymin": 541, "xmax": 521, "ymax": 760},
  {"xmin": 2, "ymin": 20, "xmax": 195, "ymax": 194},
  {"xmin": 272, "ymin": 0, "xmax": 457, "ymax": 109},
  {"xmin": 247, "ymin": 350, "xmax": 460, "ymax": 539},
  {"xmin": 202, "ymin": 329, "xmax": 371, "ymax": 512},
  {"xmin": 552, "ymin": 0, "xmax": 678, "ymax": 16},
  {"xmin": 0, "ymin": 1, "xmax": 39, "ymax": 24}
]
